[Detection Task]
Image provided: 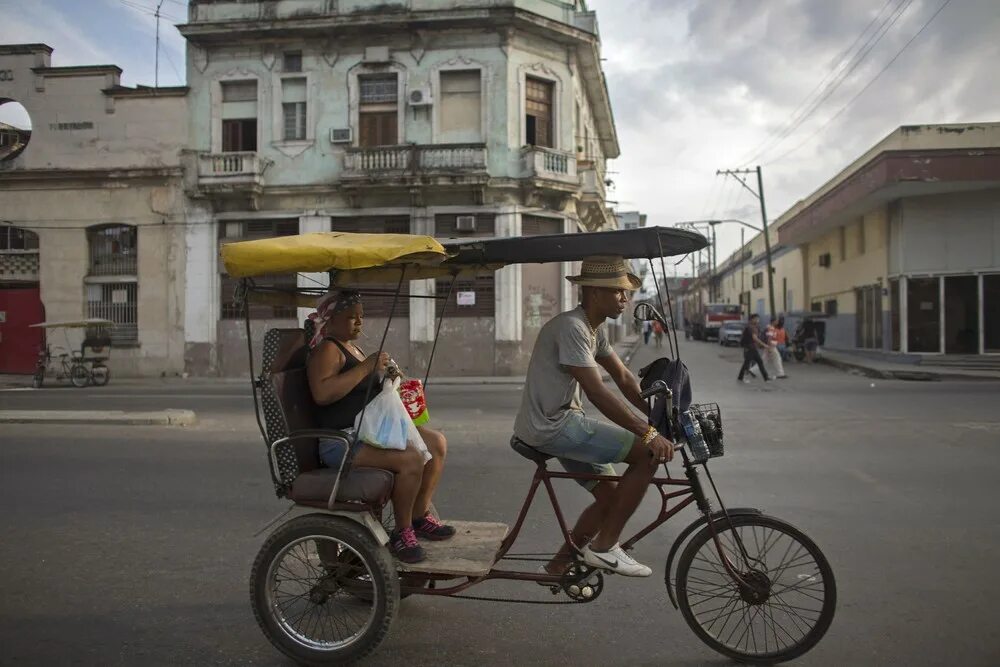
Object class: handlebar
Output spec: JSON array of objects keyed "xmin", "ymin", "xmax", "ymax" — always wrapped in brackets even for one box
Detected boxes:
[{"xmin": 640, "ymin": 380, "xmax": 671, "ymax": 400}]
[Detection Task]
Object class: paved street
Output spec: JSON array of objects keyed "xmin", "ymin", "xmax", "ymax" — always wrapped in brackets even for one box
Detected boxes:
[{"xmin": 2, "ymin": 335, "xmax": 999, "ymax": 666}]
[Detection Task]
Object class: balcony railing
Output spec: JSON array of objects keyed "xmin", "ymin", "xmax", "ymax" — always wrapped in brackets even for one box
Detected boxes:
[
  {"xmin": 342, "ymin": 143, "xmax": 488, "ymax": 178},
  {"xmin": 196, "ymin": 151, "xmax": 272, "ymax": 193},
  {"xmin": 579, "ymin": 162, "xmax": 607, "ymax": 201},
  {"xmin": 522, "ymin": 146, "xmax": 578, "ymax": 185}
]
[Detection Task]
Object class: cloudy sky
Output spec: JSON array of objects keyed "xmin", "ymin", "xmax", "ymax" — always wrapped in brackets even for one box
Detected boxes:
[{"xmin": 2, "ymin": 0, "xmax": 998, "ymax": 271}]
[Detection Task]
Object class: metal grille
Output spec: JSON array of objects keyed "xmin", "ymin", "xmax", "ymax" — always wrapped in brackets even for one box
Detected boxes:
[
  {"xmin": 360, "ymin": 75, "xmax": 398, "ymax": 104},
  {"xmin": 0, "ymin": 226, "xmax": 39, "ymax": 250},
  {"xmin": 282, "ymin": 102, "xmax": 306, "ymax": 140},
  {"xmin": 219, "ymin": 220, "xmax": 299, "ymax": 320},
  {"xmin": 88, "ymin": 225, "xmax": 137, "ymax": 276},
  {"xmin": 87, "ymin": 282, "xmax": 138, "ymax": 344}
]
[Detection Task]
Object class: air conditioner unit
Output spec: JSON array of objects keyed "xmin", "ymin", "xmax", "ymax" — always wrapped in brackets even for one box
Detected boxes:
[
  {"xmin": 329, "ymin": 127, "xmax": 352, "ymax": 144},
  {"xmin": 408, "ymin": 87, "xmax": 433, "ymax": 106},
  {"xmin": 818, "ymin": 253, "xmax": 832, "ymax": 268},
  {"xmin": 455, "ymin": 215, "xmax": 477, "ymax": 232}
]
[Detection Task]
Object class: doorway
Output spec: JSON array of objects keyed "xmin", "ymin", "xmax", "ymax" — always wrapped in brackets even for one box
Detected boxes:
[
  {"xmin": 0, "ymin": 285, "xmax": 45, "ymax": 374},
  {"xmin": 907, "ymin": 277, "xmax": 940, "ymax": 353},
  {"xmin": 944, "ymin": 275, "xmax": 978, "ymax": 354}
]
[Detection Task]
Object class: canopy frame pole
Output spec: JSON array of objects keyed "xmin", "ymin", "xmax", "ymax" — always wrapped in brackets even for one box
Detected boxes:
[
  {"xmin": 241, "ymin": 279, "xmax": 269, "ymax": 447},
  {"xmin": 355, "ymin": 265, "xmax": 408, "ymax": 432},
  {"xmin": 649, "ymin": 257, "xmax": 675, "ymax": 361},
  {"xmin": 423, "ymin": 273, "xmax": 457, "ymax": 389},
  {"xmin": 657, "ymin": 239, "xmax": 682, "ymax": 363}
]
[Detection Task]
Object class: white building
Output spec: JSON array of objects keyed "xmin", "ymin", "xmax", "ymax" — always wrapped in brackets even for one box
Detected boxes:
[
  {"xmin": 179, "ymin": 0, "xmax": 620, "ymax": 376},
  {"xmin": 0, "ymin": 44, "xmax": 189, "ymax": 377}
]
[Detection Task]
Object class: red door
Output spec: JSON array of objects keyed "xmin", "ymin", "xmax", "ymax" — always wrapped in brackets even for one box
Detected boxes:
[{"xmin": 0, "ymin": 286, "xmax": 45, "ymax": 374}]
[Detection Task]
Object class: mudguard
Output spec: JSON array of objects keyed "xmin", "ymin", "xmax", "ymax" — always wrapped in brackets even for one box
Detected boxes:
[{"xmin": 664, "ymin": 507, "xmax": 763, "ymax": 608}]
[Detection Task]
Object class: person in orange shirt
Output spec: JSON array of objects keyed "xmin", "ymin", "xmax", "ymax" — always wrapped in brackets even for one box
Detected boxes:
[{"xmin": 774, "ymin": 317, "xmax": 790, "ymax": 362}]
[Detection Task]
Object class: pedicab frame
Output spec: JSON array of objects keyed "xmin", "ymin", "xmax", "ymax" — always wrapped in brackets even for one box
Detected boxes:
[{"xmin": 223, "ymin": 227, "xmax": 836, "ymax": 665}]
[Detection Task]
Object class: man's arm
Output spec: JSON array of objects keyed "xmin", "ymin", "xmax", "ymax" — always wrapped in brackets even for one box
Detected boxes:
[
  {"xmin": 596, "ymin": 351, "xmax": 648, "ymax": 415},
  {"xmin": 567, "ymin": 364, "xmax": 650, "ymax": 438}
]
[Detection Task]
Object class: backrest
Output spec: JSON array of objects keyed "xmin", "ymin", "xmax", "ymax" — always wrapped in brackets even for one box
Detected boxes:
[
  {"xmin": 81, "ymin": 335, "xmax": 111, "ymax": 362},
  {"xmin": 260, "ymin": 328, "xmax": 320, "ymax": 496}
]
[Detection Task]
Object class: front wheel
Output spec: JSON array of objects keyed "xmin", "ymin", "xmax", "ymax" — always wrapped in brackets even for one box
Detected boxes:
[
  {"xmin": 250, "ymin": 514, "xmax": 399, "ymax": 665},
  {"xmin": 675, "ymin": 514, "xmax": 836, "ymax": 664},
  {"xmin": 70, "ymin": 364, "xmax": 91, "ymax": 388}
]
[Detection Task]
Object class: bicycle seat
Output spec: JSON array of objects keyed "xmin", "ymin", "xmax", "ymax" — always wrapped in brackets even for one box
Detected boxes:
[{"xmin": 510, "ymin": 436, "xmax": 552, "ymax": 464}]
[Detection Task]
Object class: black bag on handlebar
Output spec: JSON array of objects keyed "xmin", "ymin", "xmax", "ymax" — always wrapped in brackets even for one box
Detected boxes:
[{"xmin": 638, "ymin": 357, "xmax": 692, "ymax": 439}]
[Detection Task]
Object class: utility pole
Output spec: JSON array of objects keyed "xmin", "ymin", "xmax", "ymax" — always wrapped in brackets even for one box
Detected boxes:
[
  {"xmin": 716, "ymin": 166, "xmax": 777, "ymax": 319},
  {"xmin": 740, "ymin": 227, "xmax": 745, "ymax": 318},
  {"xmin": 154, "ymin": 1, "xmax": 165, "ymax": 90}
]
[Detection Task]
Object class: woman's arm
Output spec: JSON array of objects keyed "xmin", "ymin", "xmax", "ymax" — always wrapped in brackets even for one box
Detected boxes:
[{"xmin": 308, "ymin": 342, "xmax": 378, "ymax": 406}]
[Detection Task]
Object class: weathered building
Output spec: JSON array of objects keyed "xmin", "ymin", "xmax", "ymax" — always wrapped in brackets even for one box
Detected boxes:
[
  {"xmin": 179, "ymin": 0, "xmax": 619, "ymax": 376},
  {"xmin": 0, "ymin": 44, "xmax": 189, "ymax": 376}
]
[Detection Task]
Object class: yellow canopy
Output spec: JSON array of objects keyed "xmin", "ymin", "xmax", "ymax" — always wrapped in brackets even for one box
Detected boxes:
[{"xmin": 220, "ymin": 232, "xmax": 449, "ymax": 279}]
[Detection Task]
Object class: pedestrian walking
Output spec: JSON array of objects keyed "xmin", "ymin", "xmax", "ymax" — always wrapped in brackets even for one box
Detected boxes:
[
  {"xmin": 643, "ymin": 320, "xmax": 652, "ymax": 345},
  {"xmin": 764, "ymin": 317, "xmax": 787, "ymax": 379},
  {"xmin": 653, "ymin": 319, "xmax": 664, "ymax": 348},
  {"xmin": 800, "ymin": 318, "xmax": 819, "ymax": 363},
  {"xmin": 738, "ymin": 314, "xmax": 770, "ymax": 383},
  {"xmin": 775, "ymin": 317, "xmax": 790, "ymax": 361}
]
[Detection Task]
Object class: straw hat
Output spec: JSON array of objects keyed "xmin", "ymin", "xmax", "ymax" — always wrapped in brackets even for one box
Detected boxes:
[{"xmin": 566, "ymin": 255, "xmax": 642, "ymax": 290}]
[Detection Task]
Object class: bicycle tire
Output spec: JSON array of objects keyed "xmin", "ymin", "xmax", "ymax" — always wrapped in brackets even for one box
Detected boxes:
[
  {"xmin": 250, "ymin": 514, "xmax": 399, "ymax": 665},
  {"xmin": 70, "ymin": 364, "xmax": 91, "ymax": 388},
  {"xmin": 91, "ymin": 365, "xmax": 110, "ymax": 387},
  {"xmin": 675, "ymin": 514, "xmax": 836, "ymax": 664}
]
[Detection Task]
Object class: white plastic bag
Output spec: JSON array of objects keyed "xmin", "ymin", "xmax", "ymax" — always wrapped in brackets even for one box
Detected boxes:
[{"xmin": 355, "ymin": 377, "xmax": 431, "ymax": 462}]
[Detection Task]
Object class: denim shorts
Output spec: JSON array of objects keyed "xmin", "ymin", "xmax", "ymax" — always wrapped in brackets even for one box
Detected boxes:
[
  {"xmin": 531, "ymin": 412, "xmax": 634, "ymax": 491},
  {"xmin": 318, "ymin": 436, "xmax": 364, "ymax": 470}
]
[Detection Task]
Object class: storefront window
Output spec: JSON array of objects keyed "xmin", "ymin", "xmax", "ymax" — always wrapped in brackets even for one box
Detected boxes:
[
  {"xmin": 945, "ymin": 275, "xmax": 978, "ymax": 354},
  {"xmin": 907, "ymin": 277, "xmax": 940, "ymax": 353},
  {"xmin": 984, "ymin": 274, "xmax": 1000, "ymax": 353}
]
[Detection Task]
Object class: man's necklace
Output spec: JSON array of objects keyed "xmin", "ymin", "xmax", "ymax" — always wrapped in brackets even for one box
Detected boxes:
[{"xmin": 580, "ymin": 307, "xmax": 599, "ymax": 341}]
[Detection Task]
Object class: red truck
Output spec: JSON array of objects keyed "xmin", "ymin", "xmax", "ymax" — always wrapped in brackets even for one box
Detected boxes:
[{"xmin": 689, "ymin": 302, "xmax": 742, "ymax": 341}]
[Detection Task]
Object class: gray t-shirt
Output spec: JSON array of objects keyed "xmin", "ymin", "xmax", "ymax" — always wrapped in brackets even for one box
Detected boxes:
[{"xmin": 513, "ymin": 307, "xmax": 612, "ymax": 446}]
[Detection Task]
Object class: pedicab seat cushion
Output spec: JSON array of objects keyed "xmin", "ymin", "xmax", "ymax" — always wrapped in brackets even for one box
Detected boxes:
[
  {"xmin": 510, "ymin": 436, "xmax": 553, "ymax": 464},
  {"xmin": 288, "ymin": 467, "xmax": 394, "ymax": 506}
]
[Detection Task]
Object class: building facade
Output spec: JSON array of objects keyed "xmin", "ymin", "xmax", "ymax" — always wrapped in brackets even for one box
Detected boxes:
[
  {"xmin": 697, "ymin": 123, "xmax": 1000, "ymax": 358},
  {"xmin": 0, "ymin": 44, "xmax": 189, "ymax": 376},
  {"xmin": 777, "ymin": 123, "xmax": 1000, "ymax": 356},
  {"xmin": 179, "ymin": 0, "xmax": 619, "ymax": 376}
]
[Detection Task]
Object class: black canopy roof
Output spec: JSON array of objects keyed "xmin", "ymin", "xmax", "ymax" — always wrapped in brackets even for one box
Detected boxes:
[{"xmin": 438, "ymin": 226, "xmax": 707, "ymax": 267}]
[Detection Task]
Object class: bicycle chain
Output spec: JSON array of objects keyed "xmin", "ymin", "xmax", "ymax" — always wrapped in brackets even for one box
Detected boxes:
[{"xmin": 442, "ymin": 556, "xmax": 600, "ymax": 605}]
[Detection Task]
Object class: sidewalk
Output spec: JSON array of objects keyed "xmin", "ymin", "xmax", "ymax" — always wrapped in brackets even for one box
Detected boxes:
[
  {"xmin": 819, "ymin": 349, "xmax": 1000, "ymax": 381},
  {"xmin": 1, "ymin": 333, "xmax": 644, "ymax": 391}
]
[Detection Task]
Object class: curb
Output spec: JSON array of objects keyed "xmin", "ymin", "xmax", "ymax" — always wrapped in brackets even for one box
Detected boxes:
[
  {"xmin": 0, "ymin": 409, "xmax": 198, "ymax": 426},
  {"xmin": 818, "ymin": 357, "xmax": 941, "ymax": 382}
]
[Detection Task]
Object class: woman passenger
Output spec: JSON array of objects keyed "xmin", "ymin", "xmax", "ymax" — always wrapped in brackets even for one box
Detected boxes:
[{"xmin": 306, "ymin": 290, "xmax": 453, "ymax": 564}]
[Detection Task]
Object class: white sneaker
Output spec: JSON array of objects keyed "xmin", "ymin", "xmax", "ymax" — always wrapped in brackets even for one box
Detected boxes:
[{"xmin": 581, "ymin": 543, "xmax": 652, "ymax": 577}]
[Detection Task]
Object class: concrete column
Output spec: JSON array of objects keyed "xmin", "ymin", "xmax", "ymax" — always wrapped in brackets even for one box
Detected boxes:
[
  {"xmin": 183, "ymin": 204, "xmax": 218, "ymax": 374},
  {"xmin": 900, "ymin": 275, "xmax": 908, "ymax": 354},
  {"xmin": 979, "ymin": 273, "xmax": 985, "ymax": 355},
  {"xmin": 409, "ymin": 209, "xmax": 436, "ymax": 344},
  {"xmin": 494, "ymin": 206, "xmax": 522, "ymax": 342},
  {"xmin": 938, "ymin": 276, "xmax": 945, "ymax": 354},
  {"xmin": 297, "ymin": 215, "xmax": 331, "ymax": 323},
  {"xmin": 561, "ymin": 216, "xmax": 576, "ymax": 311}
]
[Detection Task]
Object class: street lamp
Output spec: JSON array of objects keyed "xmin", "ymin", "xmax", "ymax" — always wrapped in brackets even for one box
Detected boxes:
[{"xmin": 674, "ymin": 218, "xmax": 776, "ymax": 319}]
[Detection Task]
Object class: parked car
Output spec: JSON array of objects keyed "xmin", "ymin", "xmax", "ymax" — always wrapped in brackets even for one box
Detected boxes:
[{"xmin": 718, "ymin": 320, "xmax": 746, "ymax": 347}]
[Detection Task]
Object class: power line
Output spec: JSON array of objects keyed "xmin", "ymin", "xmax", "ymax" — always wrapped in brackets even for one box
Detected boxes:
[
  {"xmin": 736, "ymin": 0, "xmax": 899, "ymax": 166},
  {"xmin": 746, "ymin": 0, "xmax": 917, "ymax": 166},
  {"xmin": 765, "ymin": 0, "xmax": 955, "ymax": 165}
]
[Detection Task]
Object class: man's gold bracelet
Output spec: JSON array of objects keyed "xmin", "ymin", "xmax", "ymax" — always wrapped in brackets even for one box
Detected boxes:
[{"xmin": 641, "ymin": 425, "xmax": 658, "ymax": 446}]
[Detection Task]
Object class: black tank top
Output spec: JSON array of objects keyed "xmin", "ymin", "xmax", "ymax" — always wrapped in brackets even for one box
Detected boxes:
[{"xmin": 314, "ymin": 338, "xmax": 382, "ymax": 430}]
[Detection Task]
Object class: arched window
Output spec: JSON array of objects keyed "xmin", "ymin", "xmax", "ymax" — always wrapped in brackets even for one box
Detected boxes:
[
  {"xmin": 85, "ymin": 224, "xmax": 138, "ymax": 344},
  {"xmin": 0, "ymin": 225, "xmax": 40, "ymax": 282}
]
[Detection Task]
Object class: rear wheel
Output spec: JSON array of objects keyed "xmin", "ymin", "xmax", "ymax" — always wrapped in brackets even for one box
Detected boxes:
[
  {"xmin": 70, "ymin": 364, "xmax": 91, "ymax": 388},
  {"xmin": 675, "ymin": 514, "xmax": 836, "ymax": 664},
  {"xmin": 91, "ymin": 365, "xmax": 110, "ymax": 386},
  {"xmin": 250, "ymin": 515, "xmax": 399, "ymax": 665}
]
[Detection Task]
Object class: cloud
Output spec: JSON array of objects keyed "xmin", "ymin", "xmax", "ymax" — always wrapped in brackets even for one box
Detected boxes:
[{"xmin": 588, "ymin": 0, "xmax": 1000, "ymax": 264}]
